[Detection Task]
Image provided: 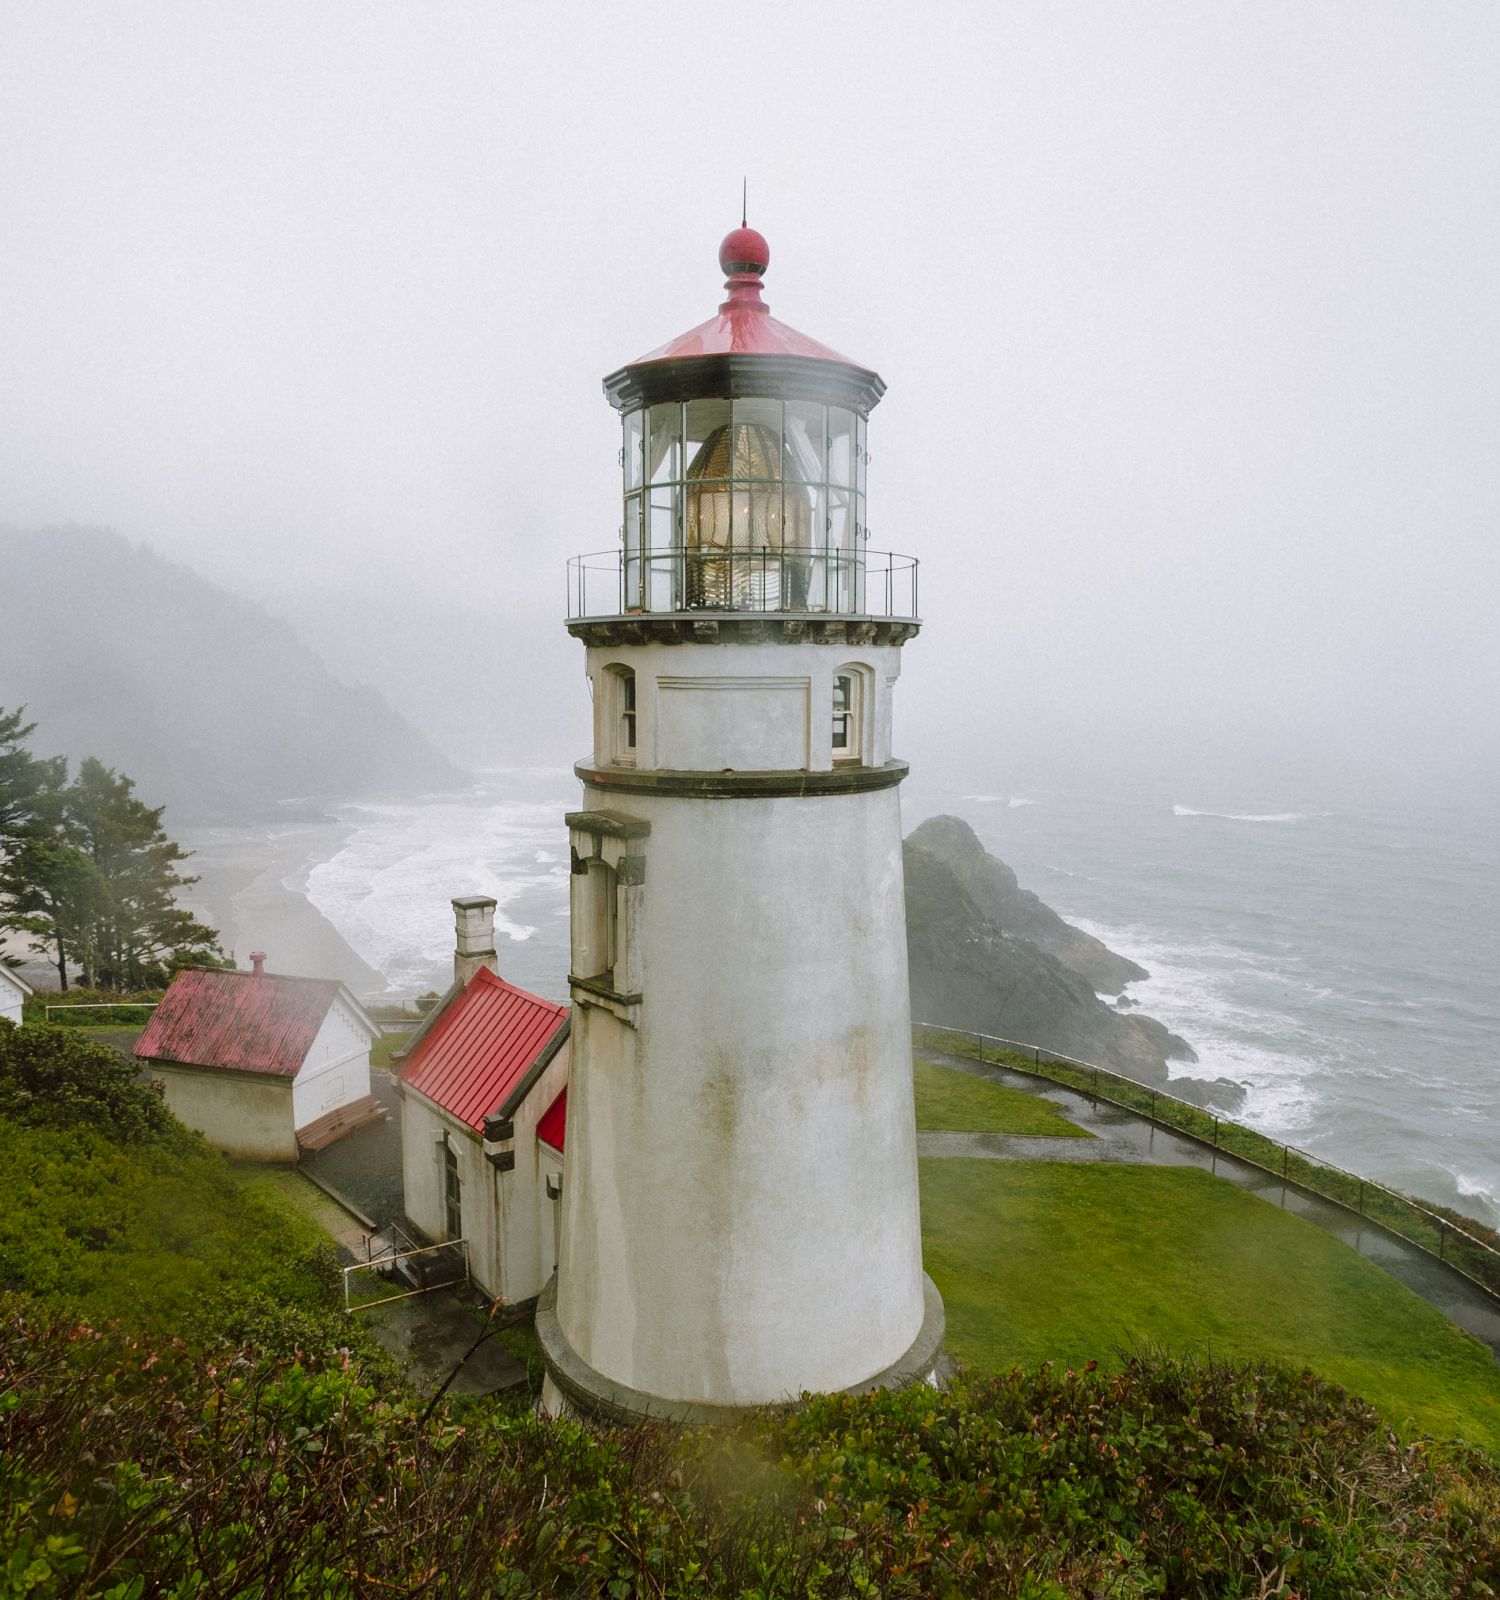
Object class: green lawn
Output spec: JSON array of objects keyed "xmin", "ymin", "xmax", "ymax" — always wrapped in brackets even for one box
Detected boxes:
[
  {"xmin": 914, "ymin": 1056, "xmax": 1091, "ymax": 1137},
  {"xmin": 921, "ymin": 1157, "xmax": 1500, "ymax": 1453}
]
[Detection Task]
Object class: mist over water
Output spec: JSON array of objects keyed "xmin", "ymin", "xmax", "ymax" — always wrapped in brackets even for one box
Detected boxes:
[
  {"xmin": 293, "ymin": 765, "xmax": 1499, "ymax": 1229},
  {"xmin": 907, "ymin": 772, "xmax": 1500, "ymax": 1226}
]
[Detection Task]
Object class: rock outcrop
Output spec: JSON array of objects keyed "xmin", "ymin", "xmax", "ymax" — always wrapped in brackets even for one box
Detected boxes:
[
  {"xmin": 906, "ymin": 815, "xmax": 1146, "ymax": 994},
  {"xmin": 904, "ymin": 815, "xmax": 1196, "ymax": 1084}
]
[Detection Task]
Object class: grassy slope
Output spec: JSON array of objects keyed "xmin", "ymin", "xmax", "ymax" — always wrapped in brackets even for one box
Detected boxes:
[
  {"xmin": 0, "ymin": 1118, "xmax": 340, "ymax": 1339},
  {"xmin": 914, "ymin": 1056, "xmax": 1090, "ymax": 1136},
  {"xmin": 921, "ymin": 1157, "xmax": 1500, "ymax": 1452}
]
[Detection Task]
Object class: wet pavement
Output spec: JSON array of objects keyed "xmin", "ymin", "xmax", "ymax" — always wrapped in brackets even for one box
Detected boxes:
[
  {"xmin": 921, "ymin": 1048, "xmax": 1500, "ymax": 1364},
  {"xmin": 366, "ymin": 1288, "xmax": 529, "ymax": 1400},
  {"xmin": 299, "ymin": 1067, "xmax": 405, "ymax": 1229}
]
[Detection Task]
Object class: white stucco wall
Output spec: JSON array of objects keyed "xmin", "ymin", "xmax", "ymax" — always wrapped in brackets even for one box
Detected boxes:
[
  {"xmin": 558, "ymin": 777, "xmax": 925, "ymax": 1407},
  {"xmin": 588, "ymin": 640, "xmax": 899, "ymax": 773},
  {"xmin": 399, "ymin": 1036, "xmax": 569, "ymax": 1307},
  {"xmin": 292, "ymin": 998, "xmax": 373, "ymax": 1129},
  {"xmin": 148, "ymin": 1062, "xmax": 298, "ymax": 1162},
  {"xmin": 0, "ymin": 972, "xmax": 26, "ymax": 1029}
]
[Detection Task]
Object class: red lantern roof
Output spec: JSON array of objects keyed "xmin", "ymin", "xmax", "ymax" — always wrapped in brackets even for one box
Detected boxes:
[{"xmin": 627, "ymin": 225, "xmax": 865, "ymax": 367}]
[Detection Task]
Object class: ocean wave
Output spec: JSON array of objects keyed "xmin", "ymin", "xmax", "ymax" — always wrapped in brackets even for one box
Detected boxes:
[
  {"xmin": 1172, "ymin": 805, "xmax": 1312, "ymax": 823},
  {"xmin": 302, "ymin": 793, "xmax": 571, "ymax": 992}
]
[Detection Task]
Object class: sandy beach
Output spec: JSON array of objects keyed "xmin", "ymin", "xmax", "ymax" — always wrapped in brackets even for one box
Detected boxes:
[{"xmin": 174, "ymin": 817, "xmax": 387, "ymax": 998}]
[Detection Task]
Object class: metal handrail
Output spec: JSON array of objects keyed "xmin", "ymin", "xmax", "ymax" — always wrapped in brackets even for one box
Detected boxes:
[
  {"xmin": 913, "ymin": 1021, "xmax": 1500, "ymax": 1305},
  {"xmin": 567, "ymin": 545, "xmax": 918, "ymax": 622}
]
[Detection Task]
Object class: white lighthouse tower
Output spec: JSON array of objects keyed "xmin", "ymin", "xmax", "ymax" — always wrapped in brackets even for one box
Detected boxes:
[{"xmin": 537, "ymin": 224, "xmax": 943, "ymax": 1423}]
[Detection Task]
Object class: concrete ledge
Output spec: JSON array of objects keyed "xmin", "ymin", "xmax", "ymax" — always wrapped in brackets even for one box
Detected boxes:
[
  {"xmin": 536, "ymin": 1273, "xmax": 946, "ymax": 1428},
  {"xmin": 576, "ymin": 759, "xmax": 910, "ymax": 801}
]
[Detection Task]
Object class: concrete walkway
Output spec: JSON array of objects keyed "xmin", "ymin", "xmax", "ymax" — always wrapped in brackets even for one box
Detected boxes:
[{"xmin": 920, "ymin": 1048, "xmax": 1500, "ymax": 1364}]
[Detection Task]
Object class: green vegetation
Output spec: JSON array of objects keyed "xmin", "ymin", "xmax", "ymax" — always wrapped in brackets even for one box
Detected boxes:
[
  {"xmin": 0, "ymin": 1020, "xmax": 353, "ymax": 1356},
  {"xmin": 4, "ymin": 1305, "xmax": 1498, "ymax": 1598},
  {"xmin": 371, "ymin": 1029, "xmax": 410, "ymax": 1071},
  {"xmin": 914, "ymin": 1056, "xmax": 1090, "ymax": 1137},
  {"xmin": 921, "ymin": 1157, "xmax": 1500, "ymax": 1453},
  {"xmin": 0, "ymin": 706, "xmax": 224, "ymax": 989},
  {"xmin": 924, "ymin": 1029, "xmax": 1500, "ymax": 1298}
]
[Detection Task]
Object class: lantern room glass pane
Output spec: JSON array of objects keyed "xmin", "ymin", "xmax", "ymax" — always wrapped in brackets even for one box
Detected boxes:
[
  {"xmin": 784, "ymin": 402, "xmax": 824, "ymax": 483},
  {"xmin": 622, "ymin": 493, "xmax": 643, "ymax": 610},
  {"xmin": 684, "ymin": 398, "xmax": 732, "ymax": 470},
  {"xmin": 856, "ymin": 415, "xmax": 867, "ymax": 496},
  {"xmin": 623, "ymin": 409, "xmax": 644, "ymax": 491},
  {"xmin": 827, "ymin": 407, "xmax": 855, "ymax": 488},
  {"xmin": 731, "ymin": 399, "xmax": 783, "ymax": 480},
  {"xmin": 647, "ymin": 403, "xmax": 681, "ymax": 484}
]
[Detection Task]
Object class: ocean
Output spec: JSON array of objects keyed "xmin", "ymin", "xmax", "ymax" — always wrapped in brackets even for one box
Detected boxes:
[{"xmin": 290, "ymin": 766, "xmax": 1499, "ymax": 1227}]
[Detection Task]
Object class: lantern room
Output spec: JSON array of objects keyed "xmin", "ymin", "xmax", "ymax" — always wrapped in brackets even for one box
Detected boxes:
[{"xmin": 569, "ymin": 227, "xmax": 917, "ymax": 624}]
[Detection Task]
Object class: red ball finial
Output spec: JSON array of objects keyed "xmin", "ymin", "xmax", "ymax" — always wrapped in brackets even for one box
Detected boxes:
[{"xmin": 720, "ymin": 225, "xmax": 770, "ymax": 277}]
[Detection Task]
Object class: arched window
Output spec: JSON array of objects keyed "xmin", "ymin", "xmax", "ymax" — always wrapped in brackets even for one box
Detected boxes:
[
  {"xmin": 832, "ymin": 666, "xmax": 867, "ymax": 764},
  {"xmin": 605, "ymin": 666, "xmax": 636, "ymax": 765}
]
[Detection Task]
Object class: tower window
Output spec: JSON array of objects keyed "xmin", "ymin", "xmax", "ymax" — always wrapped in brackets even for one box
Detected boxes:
[
  {"xmin": 831, "ymin": 666, "xmax": 872, "ymax": 764},
  {"xmin": 621, "ymin": 672, "xmax": 636, "ymax": 753},
  {"xmin": 605, "ymin": 666, "xmax": 637, "ymax": 765},
  {"xmin": 832, "ymin": 672, "xmax": 857, "ymax": 761}
]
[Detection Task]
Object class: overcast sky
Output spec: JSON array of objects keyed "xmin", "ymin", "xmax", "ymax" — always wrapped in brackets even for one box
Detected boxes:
[{"xmin": 2, "ymin": 2, "xmax": 1496, "ymax": 795}]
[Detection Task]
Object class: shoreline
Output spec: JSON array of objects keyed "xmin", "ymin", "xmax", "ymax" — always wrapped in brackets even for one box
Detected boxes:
[{"xmin": 176, "ymin": 815, "xmax": 389, "ymax": 1000}]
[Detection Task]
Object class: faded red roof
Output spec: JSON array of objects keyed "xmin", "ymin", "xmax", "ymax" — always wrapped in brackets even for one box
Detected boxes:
[
  {"xmin": 134, "ymin": 967, "xmax": 352, "ymax": 1077},
  {"xmin": 536, "ymin": 1086, "xmax": 566, "ymax": 1153},
  {"xmin": 400, "ymin": 967, "xmax": 568, "ymax": 1134}
]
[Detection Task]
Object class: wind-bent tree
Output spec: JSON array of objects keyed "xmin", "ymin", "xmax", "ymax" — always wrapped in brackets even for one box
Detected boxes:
[
  {"xmin": 0, "ymin": 715, "xmax": 224, "ymax": 990},
  {"xmin": 0, "ymin": 706, "xmax": 43, "ymax": 843}
]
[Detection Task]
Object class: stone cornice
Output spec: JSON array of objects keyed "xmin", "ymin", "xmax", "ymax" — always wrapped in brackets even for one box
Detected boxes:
[
  {"xmin": 576, "ymin": 759, "xmax": 910, "ymax": 800},
  {"xmin": 566, "ymin": 614, "xmax": 920, "ymax": 649}
]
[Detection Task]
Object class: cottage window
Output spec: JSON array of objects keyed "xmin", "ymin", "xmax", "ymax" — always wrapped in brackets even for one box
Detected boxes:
[{"xmin": 442, "ymin": 1137, "xmax": 462, "ymax": 1239}]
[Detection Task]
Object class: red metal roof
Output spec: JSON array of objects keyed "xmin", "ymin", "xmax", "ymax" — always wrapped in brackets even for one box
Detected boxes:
[
  {"xmin": 628, "ymin": 227, "xmax": 866, "ymax": 369},
  {"xmin": 536, "ymin": 1086, "xmax": 567, "ymax": 1153},
  {"xmin": 399, "ymin": 967, "xmax": 568, "ymax": 1134},
  {"xmin": 134, "ymin": 967, "xmax": 348, "ymax": 1077}
]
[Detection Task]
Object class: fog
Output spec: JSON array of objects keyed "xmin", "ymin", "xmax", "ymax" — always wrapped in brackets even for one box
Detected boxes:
[{"xmin": 2, "ymin": 2, "xmax": 1497, "ymax": 799}]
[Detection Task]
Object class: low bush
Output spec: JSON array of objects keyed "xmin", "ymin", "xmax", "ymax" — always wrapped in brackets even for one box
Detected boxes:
[
  {"xmin": 2, "ymin": 1303, "xmax": 1497, "ymax": 1598},
  {"xmin": 0, "ymin": 1018, "xmax": 171, "ymax": 1141}
]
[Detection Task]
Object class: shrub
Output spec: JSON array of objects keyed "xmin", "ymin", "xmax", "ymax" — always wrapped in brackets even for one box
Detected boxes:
[
  {"xmin": 0, "ymin": 1018, "xmax": 171, "ymax": 1141},
  {"xmin": 2, "ymin": 1304, "xmax": 1498, "ymax": 1599}
]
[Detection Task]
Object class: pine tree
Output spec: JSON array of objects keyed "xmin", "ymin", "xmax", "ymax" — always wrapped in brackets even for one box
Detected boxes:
[{"xmin": 0, "ymin": 717, "xmax": 224, "ymax": 990}]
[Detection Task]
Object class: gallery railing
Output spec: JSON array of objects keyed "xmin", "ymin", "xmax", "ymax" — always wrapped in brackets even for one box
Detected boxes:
[
  {"xmin": 914, "ymin": 1022, "xmax": 1500, "ymax": 1307},
  {"xmin": 567, "ymin": 545, "xmax": 918, "ymax": 622}
]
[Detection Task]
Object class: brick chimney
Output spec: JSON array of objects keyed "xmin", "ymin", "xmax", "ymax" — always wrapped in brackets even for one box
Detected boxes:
[
  {"xmin": 452, "ymin": 897, "xmax": 498, "ymax": 985},
  {"xmin": 249, "ymin": 951, "xmax": 267, "ymax": 976}
]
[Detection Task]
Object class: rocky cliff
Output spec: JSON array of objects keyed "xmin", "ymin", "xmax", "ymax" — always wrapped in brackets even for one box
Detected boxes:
[{"xmin": 904, "ymin": 815, "xmax": 1196, "ymax": 1084}]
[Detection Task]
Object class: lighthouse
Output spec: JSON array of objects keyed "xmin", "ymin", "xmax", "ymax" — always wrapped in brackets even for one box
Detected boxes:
[{"xmin": 536, "ymin": 224, "xmax": 943, "ymax": 1423}]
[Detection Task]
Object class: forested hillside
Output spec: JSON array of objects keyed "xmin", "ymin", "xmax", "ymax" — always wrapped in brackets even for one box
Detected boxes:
[{"xmin": 0, "ymin": 527, "xmax": 464, "ymax": 821}]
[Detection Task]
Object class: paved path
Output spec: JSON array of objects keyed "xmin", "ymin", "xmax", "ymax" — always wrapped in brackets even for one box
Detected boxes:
[{"xmin": 919, "ymin": 1048, "xmax": 1500, "ymax": 1364}]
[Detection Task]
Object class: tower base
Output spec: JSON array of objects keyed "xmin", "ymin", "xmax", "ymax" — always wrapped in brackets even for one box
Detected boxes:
[{"xmin": 535, "ymin": 1273, "xmax": 946, "ymax": 1426}]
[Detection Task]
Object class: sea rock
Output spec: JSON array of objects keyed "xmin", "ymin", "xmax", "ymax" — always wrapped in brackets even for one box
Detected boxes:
[
  {"xmin": 905, "ymin": 815, "xmax": 1148, "ymax": 993},
  {"xmin": 1166, "ymin": 1076, "xmax": 1249, "ymax": 1114},
  {"xmin": 903, "ymin": 817, "xmax": 1196, "ymax": 1084}
]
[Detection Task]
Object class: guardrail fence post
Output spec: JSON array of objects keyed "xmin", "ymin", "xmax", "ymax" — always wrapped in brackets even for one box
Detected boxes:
[
  {"xmin": 1358, "ymin": 1179, "xmax": 1365, "ymax": 1217},
  {"xmin": 1150, "ymin": 1089, "xmax": 1156, "ymax": 1121},
  {"xmin": 1439, "ymin": 1222, "xmax": 1447, "ymax": 1263},
  {"xmin": 1212, "ymin": 1116, "xmax": 1219, "ymax": 1148}
]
